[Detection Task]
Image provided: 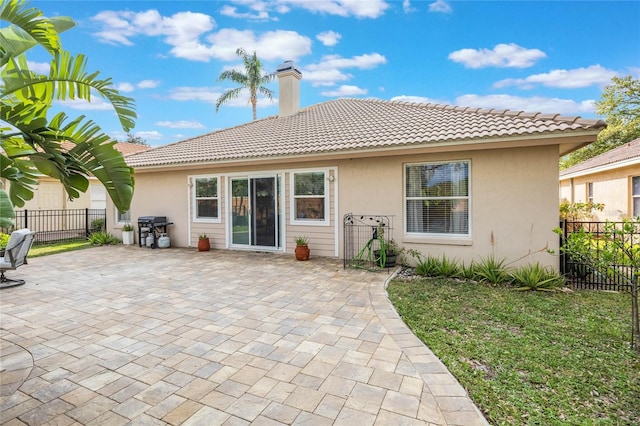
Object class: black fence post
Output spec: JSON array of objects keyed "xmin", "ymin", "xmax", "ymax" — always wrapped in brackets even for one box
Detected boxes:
[
  {"xmin": 24, "ymin": 208, "xmax": 28, "ymax": 230},
  {"xmin": 559, "ymin": 220, "xmax": 566, "ymax": 275},
  {"xmin": 85, "ymin": 208, "xmax": 89, "ymax": 237}
]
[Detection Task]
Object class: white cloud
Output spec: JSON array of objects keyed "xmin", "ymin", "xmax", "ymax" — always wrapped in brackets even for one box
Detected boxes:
[
  {"xmin": 316, "ymin": 31, "xmax": 341, "ymax": 47},
  {"xmin": 137, "ymin": 80, "xmax": 160, "ymax": 89},
  {"xmin": 116, "ymin": 82, "xmax": 136, "ymax": 93},
  {"xmin": 169, "ymin": 87, "xmax": 222, "ymax": 103},
  {"xmin": 455, "ymin": 94, "xmax": 596, "ymax": 115},
  {"xmin": 449, "ymin": 43, "xmax": 546, "ymax": 69},
  {"xmin": 429, "ymin": 0, "xmax": 452, "ymax": 13},
  {"xmin": 220, "ymin": 2, "xmax": 271, "ymax": 20},
  {"xmin": 57, "ymin": 97, "xmax": 115, "ymax": 111},
  {"xmin": 390, "ymin": 95, "xmax": 447, "ymax": 104},
  {"xmin": 403, "ymin": 0, "xmax": 416, "ymax": 13},
  {"xmin": 116, "ymin": 80, "xmax": 161, "ymax": 93},
  {"xmin": 27, "ymin": 61, "xmax": 50, "ymax": 74},
  {"xmin": 219, "ymin": 0, "xmax": 389, "ymax": 19},
  {"xmin": 206, "ymin": 29, "xmax": 312, "ymax": 61},
  {"xmin": 302, "ymin": 53, "xmax": 387, "ymax": 87},
  {"xmin": 155, "ymin": 120, "xmax": 205, "ymax": 129},
  {"xmin": 303, "ymin": 68, "xmax": 352, "ymax": 87},
  {"xmin": 92, "ymin": 10, "xmax": 215, "ymax": 46},
  {"xmin": 494, "ymin": 65, "xmax": 618, "ymax": 89},
  {"xmin": 170, "ymin": 86, "xmax": 276, "ymax": 108},
  {"xmin": 308, "ymin": 53, "xmax": 387, "ymax": 70},
  {"xmin": 91, "ymin": 9, "xmax": 311, "ymax": 62},
  {"xmin": 628, "ymin": 67, "xmax": 640, "ymax": 78},
  {"xmin": 320, "ymin": 85, "xmax": 368, "ymax": 97},
  {"xmin": 279, "ymin": 0, "xmax": 389, "ymax": 18},
  {"xmin": 136, "ymin": 131, "xmax": 164, "ymax": 140}
]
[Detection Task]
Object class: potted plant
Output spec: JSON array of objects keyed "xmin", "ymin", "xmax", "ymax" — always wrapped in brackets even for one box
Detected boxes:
[
  {"xmin": 373, "ymin": 224, "xmax": 398, "ymax": 268},
  {"xmin": 198, "ymin": 233, "xmax": 210, "ymax": 252},
  {"xmin": 121, "ymin": 223, "xmax": 135, "ymax": 245},
  {"xmin": 374, "ymin": 239, "xmax": 398, "ymax": 268},
  {"xmin": 294, "ymin": 236, "xmax": 310, "ymax": 261}
]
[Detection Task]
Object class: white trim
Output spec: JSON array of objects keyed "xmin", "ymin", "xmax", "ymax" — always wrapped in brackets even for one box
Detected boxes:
[
  {"xmin": 187, "ymin": 176, "xmax": 192, "ymax": 247},
  {"xmin": 290, "ymin": 168, "xmax": 331, "ymax": 227},
  {"xmin": 114, "ymin": 207, "xmax": 131, "ymax": 227},
  {"xmin": 225, "ymin": 172, "xmax": 285, "ymax": 253},
  {"xmin": 403, "ymin": 159, "xmax": 472, "ymax": 241},
  {"xmin": 560, "ymin": 157, "xmax": 640, "ymax": 180},
  {"xmin": 333, "ymin": 168, "xmax": 339, "ymax": 257},
  {"xmin": 190, "ymin": 174, "xmax": 222, "ymax": 223}
]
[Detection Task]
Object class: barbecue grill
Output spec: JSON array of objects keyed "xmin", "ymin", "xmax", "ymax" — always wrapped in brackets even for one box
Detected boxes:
[{"xmin": 137, "ymin": 216, "xmax": 173, "ymax": 248}]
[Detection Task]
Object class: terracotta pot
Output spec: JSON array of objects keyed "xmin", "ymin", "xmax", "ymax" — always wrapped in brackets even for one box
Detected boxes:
[
  {"xmin": 198, "ymin": 238, "xmax": 210, "ymax": 252},
  {"xmin": 295, "ymin": 244, "xmax": 310, "ymax": 261}
]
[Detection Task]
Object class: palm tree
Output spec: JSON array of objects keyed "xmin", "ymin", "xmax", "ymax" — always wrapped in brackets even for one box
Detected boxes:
[
  {"xmin": 0, "ymin": 0, "xmax": 136, "ymax": 227},
  {"xmin": 215, "ymin": 48, "xmax": 275, "ymax": 121}
]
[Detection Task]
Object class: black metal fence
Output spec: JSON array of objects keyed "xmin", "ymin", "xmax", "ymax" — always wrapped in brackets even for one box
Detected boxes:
[
  {"xmin": 1, "ymin": 208, "xmax": 106, "ymax": 245},
  {"xmin": 559, "ymin": 220, "xmax": 637, "ymax": 291},
  {"xmin": 344, "ymin": 214, "xmax": 394, "ymax": 270}
]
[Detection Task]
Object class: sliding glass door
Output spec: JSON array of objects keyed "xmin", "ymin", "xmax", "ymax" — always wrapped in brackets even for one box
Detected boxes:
[{"xmin": 230, "ymin": 175, "xmax": 280, "ymax": 248}]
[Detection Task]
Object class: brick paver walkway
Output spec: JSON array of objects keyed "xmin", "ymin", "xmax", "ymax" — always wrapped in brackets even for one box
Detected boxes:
[{"xmin": 1, "ymin": 246, "xmax": 487, "ymax": 425}]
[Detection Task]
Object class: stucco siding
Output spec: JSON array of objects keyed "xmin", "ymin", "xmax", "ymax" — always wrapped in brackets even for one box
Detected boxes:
[
  {"xmin": 559, "ymin": 164, "xmax": 640, "ymax": 220},
  {"xmin": 112, "ymin": 144, "xmax": 560, "ymax": 269},
  {"xmin": 336, "ymin": 145, "xmax": 559, "ymax": 268}
]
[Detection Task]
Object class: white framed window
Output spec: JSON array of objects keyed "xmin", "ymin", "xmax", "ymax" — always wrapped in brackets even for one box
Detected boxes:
[
  {"xmin": 291, "ymin": 170, "xmax": 329, "ymax": 226},
  {"xmin": 116, "ymin": 209, "xmax": 131, "ymax": 225},
  {"xmin": 587, "ymin": 182, "xmax": 594, "ymax": 203},
  {"xmin": 405, "ymin": 160, "xmax": 470, "ymax": 237},
  {"xmin": 632, "ymin": 176, "xmax": 640, "ymax": 217},
  {"xmin": 193, "ymin": 176, "xmax": 220, "ymax": 222}
]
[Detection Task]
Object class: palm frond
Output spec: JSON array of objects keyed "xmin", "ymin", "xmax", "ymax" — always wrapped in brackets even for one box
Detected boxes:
[
  {"xmin": 0, "ymin": 0, "xmax": 74, "ymax": 66},
  {"xmin": 1, "ymin": 52, "xmax": 137, "ymax": 131}
]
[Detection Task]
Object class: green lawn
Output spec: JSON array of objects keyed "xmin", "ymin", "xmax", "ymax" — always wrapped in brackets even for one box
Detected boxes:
[
  {"xmin": 387, "ymin": 277, "xmax": 640, "ymax": 425},
  {"xmin": 28, "ymin": 240, "xmax": 93, "ymax": 258}
]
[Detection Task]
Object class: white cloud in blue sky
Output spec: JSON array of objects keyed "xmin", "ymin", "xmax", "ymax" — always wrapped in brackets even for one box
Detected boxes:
[
  {"xmin": 316, "ymin": 31, "xmax": 341, "ymax": 47},
  {"xmin": 429, "ymin": 0, "xmax": 452, "ymax": 14},
  {"xmin": 494, "ymin": 65, "xmax": 618, "ymax": 89},
  {"xmin": 448, "ymin": 44, "xmax": 547, "ymax": 69}
]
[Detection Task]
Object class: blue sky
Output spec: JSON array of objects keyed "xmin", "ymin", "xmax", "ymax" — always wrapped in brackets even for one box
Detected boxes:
[{"xmin": 31, "ymin": 0, "xmax": 640, "ymax": 147}]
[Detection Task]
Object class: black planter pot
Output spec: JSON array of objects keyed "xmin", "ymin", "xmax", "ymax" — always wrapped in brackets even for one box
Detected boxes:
[{"xmin": 374, "ymin": 250, "xmax": 397, "ymax": 268}]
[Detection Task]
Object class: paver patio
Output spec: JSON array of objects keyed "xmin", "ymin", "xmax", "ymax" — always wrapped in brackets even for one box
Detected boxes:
[{"xmin": 0, "ymin": 246, "xmax": 487, "ymax": 425}]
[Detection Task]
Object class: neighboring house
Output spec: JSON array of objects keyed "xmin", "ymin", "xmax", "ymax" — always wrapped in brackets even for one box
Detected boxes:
[
  {"xmin": 15, "ymin": 142, "xmax": 149, "ymax": 213},
  {"xmin": 116, "ymin": 62, "xmax": 605, "ymax": 269},
  {"xmin": 559, "ymin": 138, "xmax": 640, "ymax": 220}
]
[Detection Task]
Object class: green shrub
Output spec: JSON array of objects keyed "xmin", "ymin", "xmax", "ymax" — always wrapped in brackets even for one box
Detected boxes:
[
  {"xmin": 510, "ymin": 263, "xmax": 565, "ymax": 291},
  {"xmin": 473, "ymin": 255, "xmax": 510, "ymax": 285},
  {"xmin": 0, "ymin": 232, "xmax": 9, "ymax": 249},
  {"xmin": 415, "ymin": 255, "xmax": 440, "ymax": 277},
  {"xmin": 90, "ymin": 218, "xmax": 105, "ymax": 233},
  {"xmin": 87, "ymin": 231, "xmax": 119, "ymax": 245},
  {"xmin": 435, "ymin": 254, "xmax": 461, "ymax": 278},
  {"xmin": 460, "ymin": 261, "xmax": 476, "ymax": 280}
]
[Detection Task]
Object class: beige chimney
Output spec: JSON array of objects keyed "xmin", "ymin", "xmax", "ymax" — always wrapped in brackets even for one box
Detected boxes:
[{"xmin": 276, "ymin": 60, "xmax": 302, "ymax": 117}]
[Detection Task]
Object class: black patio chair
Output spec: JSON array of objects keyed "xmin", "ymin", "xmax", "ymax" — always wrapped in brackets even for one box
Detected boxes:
[{"xmin": 0, "ymin": 229, "xmax": 35, "ymax": 289}]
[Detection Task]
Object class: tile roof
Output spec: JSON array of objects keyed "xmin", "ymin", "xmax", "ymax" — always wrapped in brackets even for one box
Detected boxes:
[
  {"xmin": 126, "ymin": 98, "xmax": 606, "ymax": 168},
  {"xmin": 560, "ymin": 137, "xmax": 640, "ymax": 177},
  {"xmin": 113, "ymin": 142, "xmax": 152, "ymax": 156}
]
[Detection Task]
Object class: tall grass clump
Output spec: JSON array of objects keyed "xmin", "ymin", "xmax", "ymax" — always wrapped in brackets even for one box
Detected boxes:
[
  {"xmin": 88, "ymin": 231, "xmax": 120, "ymax": 245},
  {"xmin": 510, "ymin": 262, "xmax": 565, "ymax": 291},
  {"xmin": 473, "ymin": 255, "xmax": 510, "ymax": 285}
]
